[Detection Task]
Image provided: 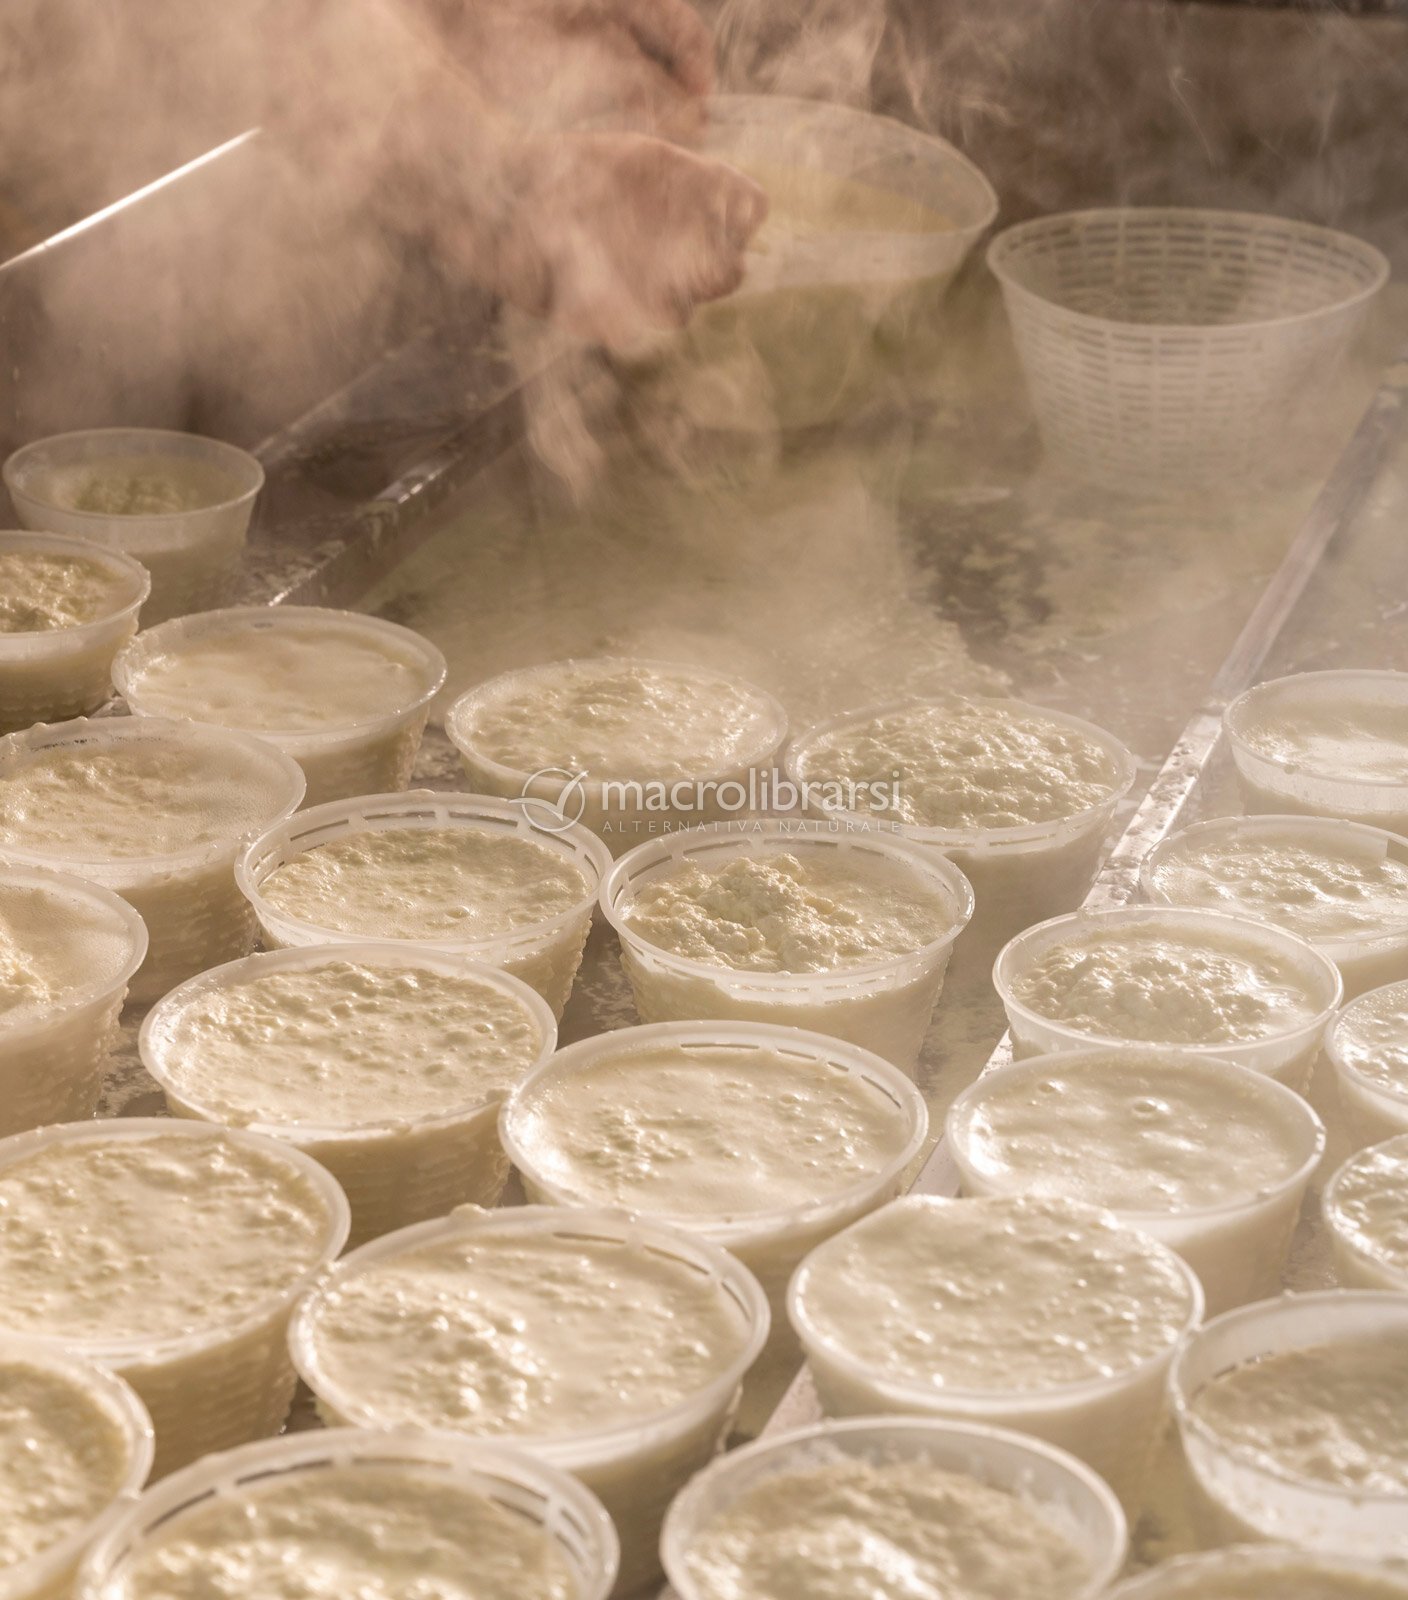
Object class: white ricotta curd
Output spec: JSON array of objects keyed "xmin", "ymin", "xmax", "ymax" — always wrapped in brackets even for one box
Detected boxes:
[
  {"xmin": 0, "ymin": 1122, "xmax": 348, "ymax": 1478},
  {"xmin": 0, "ymin": 718, "xmax": 303, "ymax": 1001},
  {"xmin": 290, "ymin": 1207, "xmax": 767, "ymax": 1593},
  {"xmin": 0, "ymin": 1344, "xmax": 152, "ymax": 1600},
  {"xmin": 500, "ymin": 1021, "xmax": 925, "ymax": 1431},
  {"xmin": 115, "ymin": 607, "xmax": 446, "ymax": 805},
  {"xmin": 1142, "ymin": 816, "xmax": 1408, "ymax": 997},
  {"xmin": 789, "ymin": 1193, "xmax": 1201, "ymax": 1508},
  {"xmin": 1226, "ymin": 671, "xmax": 1408, "ymax": 835},
  {"xmin": 447, "ymin": 657, "xmax": 788, "ymax": 852},
  {"xmin": 786, "ymin": 697, "xmax": 1135, "ymax": 952},
  {"xmin": 0, "ymin": 533, "xmax": 149, "ymax": 735},
  {"xmin": 1108, "ymin": 1546, "xmax": 1408, "ymax": 1599},
  {"xmin": 947, "ymin": 1048, "xmax": 1324, "ymax": 1313},
  {"xmin": 1173, "ymin": 1292, "xmax": 1408, "ymax": 1557},
  {"xmin": 240, "ymin": 793, "xmax": 609, "ymax": 1018},
  {"xmin": 142, "ymin": 944, "xmax": 555, "ymax": 1245},
  {"xmin": 1326, "ymin": 980, "xmax": 1408, "ymax": 1147},
  {"xmin": 76, "ymin": 1431, "xmax": 618, "ymax": 1600},
  {"xmin": 996, "ymin": 907, "xmax": 1342, "ymax": 1089},
  {"xmin": 602, "ymin": 823, "xmax": 973, "ymax": 1070},
  {"xmin": 1324, "ymin": 1136, "xmax": 1408, "ymax": 1290}
]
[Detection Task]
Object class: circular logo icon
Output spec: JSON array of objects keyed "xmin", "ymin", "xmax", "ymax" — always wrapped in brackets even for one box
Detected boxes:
[{"xmin": 517, "ymin": 767, "xmax": 588, "ymax": 833}]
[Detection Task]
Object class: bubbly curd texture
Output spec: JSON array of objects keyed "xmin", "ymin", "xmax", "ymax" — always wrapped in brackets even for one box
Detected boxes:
[
  {"xmin": 125, "ymin": 617, "xmax": 433, "ymax": 733},
  {"xmin": 0, "ymin": 735, "xmax": 290, "ymax": 859},
  {"xmin": 954, "ymin": 1055, "xmax": 1309, "ymax": 1213},
  {"xmin": 112, "ymin": 1463, "xmax": 575, "ymax": 1600},
  {"xmin": 303, "ymin": 1226, "xmax": 751, "ymax": 1436},
  {"xmin": 513, "ymin": 1042, "xmax": 911, "ymax": 1217},
  {"xmin": 1332, "ymin": 981, "xmax": 1408, "ymax": 1105},
  {"xmin": 0, "ymin": 877, "xmax": 134, "ymax": 1026},
  {"xmin": 259, "ymin": 826, "xmax": 590, "ymax": 940},
  {"xmin": 795, "ymin": 700, "xmax": 1122, "ymax": 831},
  {"xmin": 0, "ymin": 549, "xmax": 131, "ymax": 633},
  {"xmin": 1148, "ymin": 832, "xmax": 1408, "ymax": 943},
  {"xmin": 682, "ymin": 1455, "xmax": 1090, "ymax": 1600},
  {"xmin": 153, "ymin": 959, "xmax": 544, "ymax": 1127},
  {"xmin": 622, "ymin": 851, "xmax": 954, "ymax": 973},
  {"xmin": 1113, "ymin": 1548, "xmax": 1408, "ymax": 1599},
  {"xmin": 0, "ymin": 1134, "xmax": 330, "ymax": 1345},
  {"xmin": 1191, "ymin": 1335, "xmax": 1408, "ymax": 1493},
  {"xmin": 1009, "ymin": 923, "xmax": 1323, "ymax": 1044},
  {"xmin": 797, "ymin": 1195, "xmax": 1194, "ymax": 1391},
  {"xmin": 0, "ymin": 1358, "xmax": 131, "ymax": 1568},
  {"xmin": 50, "ymin": 457, "xmax": 240, "ymax": 518},
  {"xmin": 1326, "ymin": 1139, "xmax": 1408, "ymax": 1284},
  {"xmin": 458, "ymin": 660, "xmax": 778, "ymax": 780},
  {"xmin": 1238, "ymin": 698, "xmax": 1408, "ymax": 785}
]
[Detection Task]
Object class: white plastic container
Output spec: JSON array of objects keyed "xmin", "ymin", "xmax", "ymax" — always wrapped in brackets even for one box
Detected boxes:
[
  {"xmin": 1325, "ymin": 979, "xmax": 1408, "ymax": 1148},
  {"xmin": 0, "ymin": 531, "xmax": 149, "ymax": 734},
  {"xmin": 0, "ymin": 1119, "xmax": 349, "ymax": 1479},
  {"xmin": 1172, "ymin": 1291, "xmax": 1408, "ymax": 1559},
  {"xmin": 74, "ymin": 1429, "xmax": 619, "ymax": 1600},
  {"xmin": 788, "ymin": 1195, "xmax": 1204, "ymax": 1512},
  {"xmin": 0, "ymin": 866, "xmax": 147, "ymax": 1137},
  {"xmin": 0, "ymin": 717, "xmax": 304, "ymax": 1003},
  {"xmin": 1322, "ymin": 1135, "xmax": 1408, "ymax": 1291},
  {"xmin": 236, "ymin": 790, "xmax": 610, "ymax": 1019},
  {"xmin": 500, "ymin": 1019, "xmax": 927, "ymax": 1433},
  {"xmin": 662, "ymin": 1417, "xmax": 1126, "ymax": 1600},
  {"xmin": 946, "ymin": 1048, "xmax": 1325, "ymax": 1315},
  {"xmin": 141, "ymin": 942, "xmax": 557, "ymax": 1247},
  {"xmin": 1142, "ymin": 814, "xmax": 1408, "ymax": 999},
  {"xmin": 1107, "ymin": 1545, "xmax": 1408, "ymax": 1599},
  {"xmin": 288, "ymin": 1206, "xmax": 768, "ymax": 1596},
  {"xmin": 994, "ymin": 906, "xmax": 1344, "ymax": 1092},
  {"xmin": 988, "ymin": 208, "xmax": 1387, "ymax": 489},
  {"xmin": 3, "ymin": 430, "xmax": 265, "ymax": 625},
  {"xmin": 1225, "ymin": 671, "xmax": 1408, "ymax": 835},
  {"xmin": 445, "ymin": 656, "xmax": 788, "ymax": 856},
  {"xmin": 114, "ymin": 606, "xmax": 447, "ymax": 806},
  {"xmin": 599, "ymin": 821, "xmax": 974, "ymax": 1073},
  {"xmin": 785, "ymin": 696, "xmax": 1137, "ymax": 954},
  {"xmin": 0, "ymin": 1339, "xmax": 153, "ymax": 1600}
]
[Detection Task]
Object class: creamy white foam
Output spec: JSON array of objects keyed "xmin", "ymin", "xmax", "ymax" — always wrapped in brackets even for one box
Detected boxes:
[
  {"xmin": 0, "ymin": 549, "xmax": 131, "ymax": 634},
  {"xmin": 0, "ymin": 877, "xmax": 135, "ymax": 1026}
]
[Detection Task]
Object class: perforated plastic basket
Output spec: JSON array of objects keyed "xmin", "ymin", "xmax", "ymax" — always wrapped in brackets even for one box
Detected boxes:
[{"xmin": 988, "ymin": 208, "xmax": 1388, "ymax": 488}]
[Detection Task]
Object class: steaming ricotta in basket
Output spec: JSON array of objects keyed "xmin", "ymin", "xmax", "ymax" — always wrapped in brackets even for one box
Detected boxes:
[
  {"xmin": 1189, "ymin": 1335, "xmax": 1408, "ymax": 1493},
  {"xmin": 1330, "ymin": 981, "xmax": 1408, "ymax": 1108},
  {"xmin": 1110, "ymin": 1547, "xmax": 1408, "ymax": 1599},
  {"xmin": 0, "ymin": 548, "xmax": 132, "ymax": 634},
  {"xmin": 1235, "ymin": 698, "xmax": 1408, "ymax": 786},
  {"xmin": 150, "ymin": 959, "xmax": 546, "ymax": 1127},
  {"xmin": 620, "ymin": 851, "xmax": 953, "ymax": 973},
  {"xmin": 0, "ymin": 1355, "xmax": 133, "ymax": 1570},
  {"xmin": 49, "ymin": 457, "xmax": 241, "ymax": 518},
  {"xmin": 0, "ymin": 876, "xmax": 135, "ymax": 1026},
  {"xmin": 1325, "ymin": 1137, "xmax": 1408, "ymax": 1290},
  {"xmin": 792, "ymin": 699, "xmax": 1123, "ymax": 831},
  {"xmin": 108, "ymin": 1461, "xmax": 576, "ymax": 1600},
  {"xmin": 681, "ymin": 1454, "xmax": 1091, "ymax": 1600},
  {"xmin": 257, "ymin": 826, "xmax": 591, "ymax": 940},
  {"xmin": 453, "ymin": 659, "xmax": 781, "ymax": 782},
  {"xmin": 1007, "ymin": 921, "xmax": 1323, "ymax": 1044}
]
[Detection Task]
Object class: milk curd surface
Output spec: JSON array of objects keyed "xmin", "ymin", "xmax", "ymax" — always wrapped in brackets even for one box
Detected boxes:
[
  {"xmin": 0, "ymin": 1357, "xmax": 133, "ymax": 1569},
  {"xmin": 1146, "ymin": 828, "xmax": 1408, "ymax": 943},
  {"xmin": 1190, "ymin": 1335, "xmax": 1408, "ymax": 1493},
  {"xmin": 681, "ymin": 1454, "xmax": 1090, "ymax": 1600},
  {"xmin": 509, "ymin": 1039, "xmax": 914, "ymax": 1218},
  {"xmin": 0, "ymin": 876, "xmax": 135, "ymax": 1026},
  {"xmin": 50, "ymin": 458, "xmax": 242, "ymax": 518},
  {"xmin": 299, "ymin": 1223, "xmax": 754, "ymax": 1437},
  {"xmin": 0, "ymin": 549, "xmax": 132, "ymax": 634},
  {"xmin": 258, "ymin": 825, "xmax": 591, "ymax": 940},
  {"xmin": 1008, "ymin": 921, "xmax": 1323, "ymax": 1044},
  {"xmin": 0, "ymin": 1132, "xmax": 332, "ymax": 1345},
  {"xmin": 795, "ymin": 1195, "xmax": 1195, "ymax": 1391},
  {"xmin": 120, "ymin": 613, "xmax": 437, "ymax": 733},
  {"xmin": 1331, "ymin": 981, "xmax": 1408, "ymax": 1106},
  {"xmin": 792, "ymin": 698, "xmax": 1124, "ymax": 831},
  {"xmin": 950, "ymin": 1053, "xmax": 1311, "ymax": 1213},
  {"xmin": 149, "ymin": 958, "xmax": 545, "ymax": 1128},
  {"xmin": 1237, "ymin": 698, "xmax": 1408, "ymax": 785},
  {"xmin": 454, "ymin": 659, "xmax": 782, "ymax": 780},
  {"xmin": 106, "ymin": 1461, "xmax": 577, "ymax": 1600},
  {"xmin": 620, "ymin": 851, "xmax": 954, "ymax": 973},
  {"xmin": 1111, "ymin": 1547, "xmax": 1408, "ymax": 1599},
  {"xmin": 1326, "ymin": 1138, "xmax": 1408, "ymax": 1286}
]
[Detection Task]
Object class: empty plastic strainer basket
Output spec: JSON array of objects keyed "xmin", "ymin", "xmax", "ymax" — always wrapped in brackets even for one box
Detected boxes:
[{"xmin": 988, "ymin": 208, "xmax": 1388, "ymax": 488}]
